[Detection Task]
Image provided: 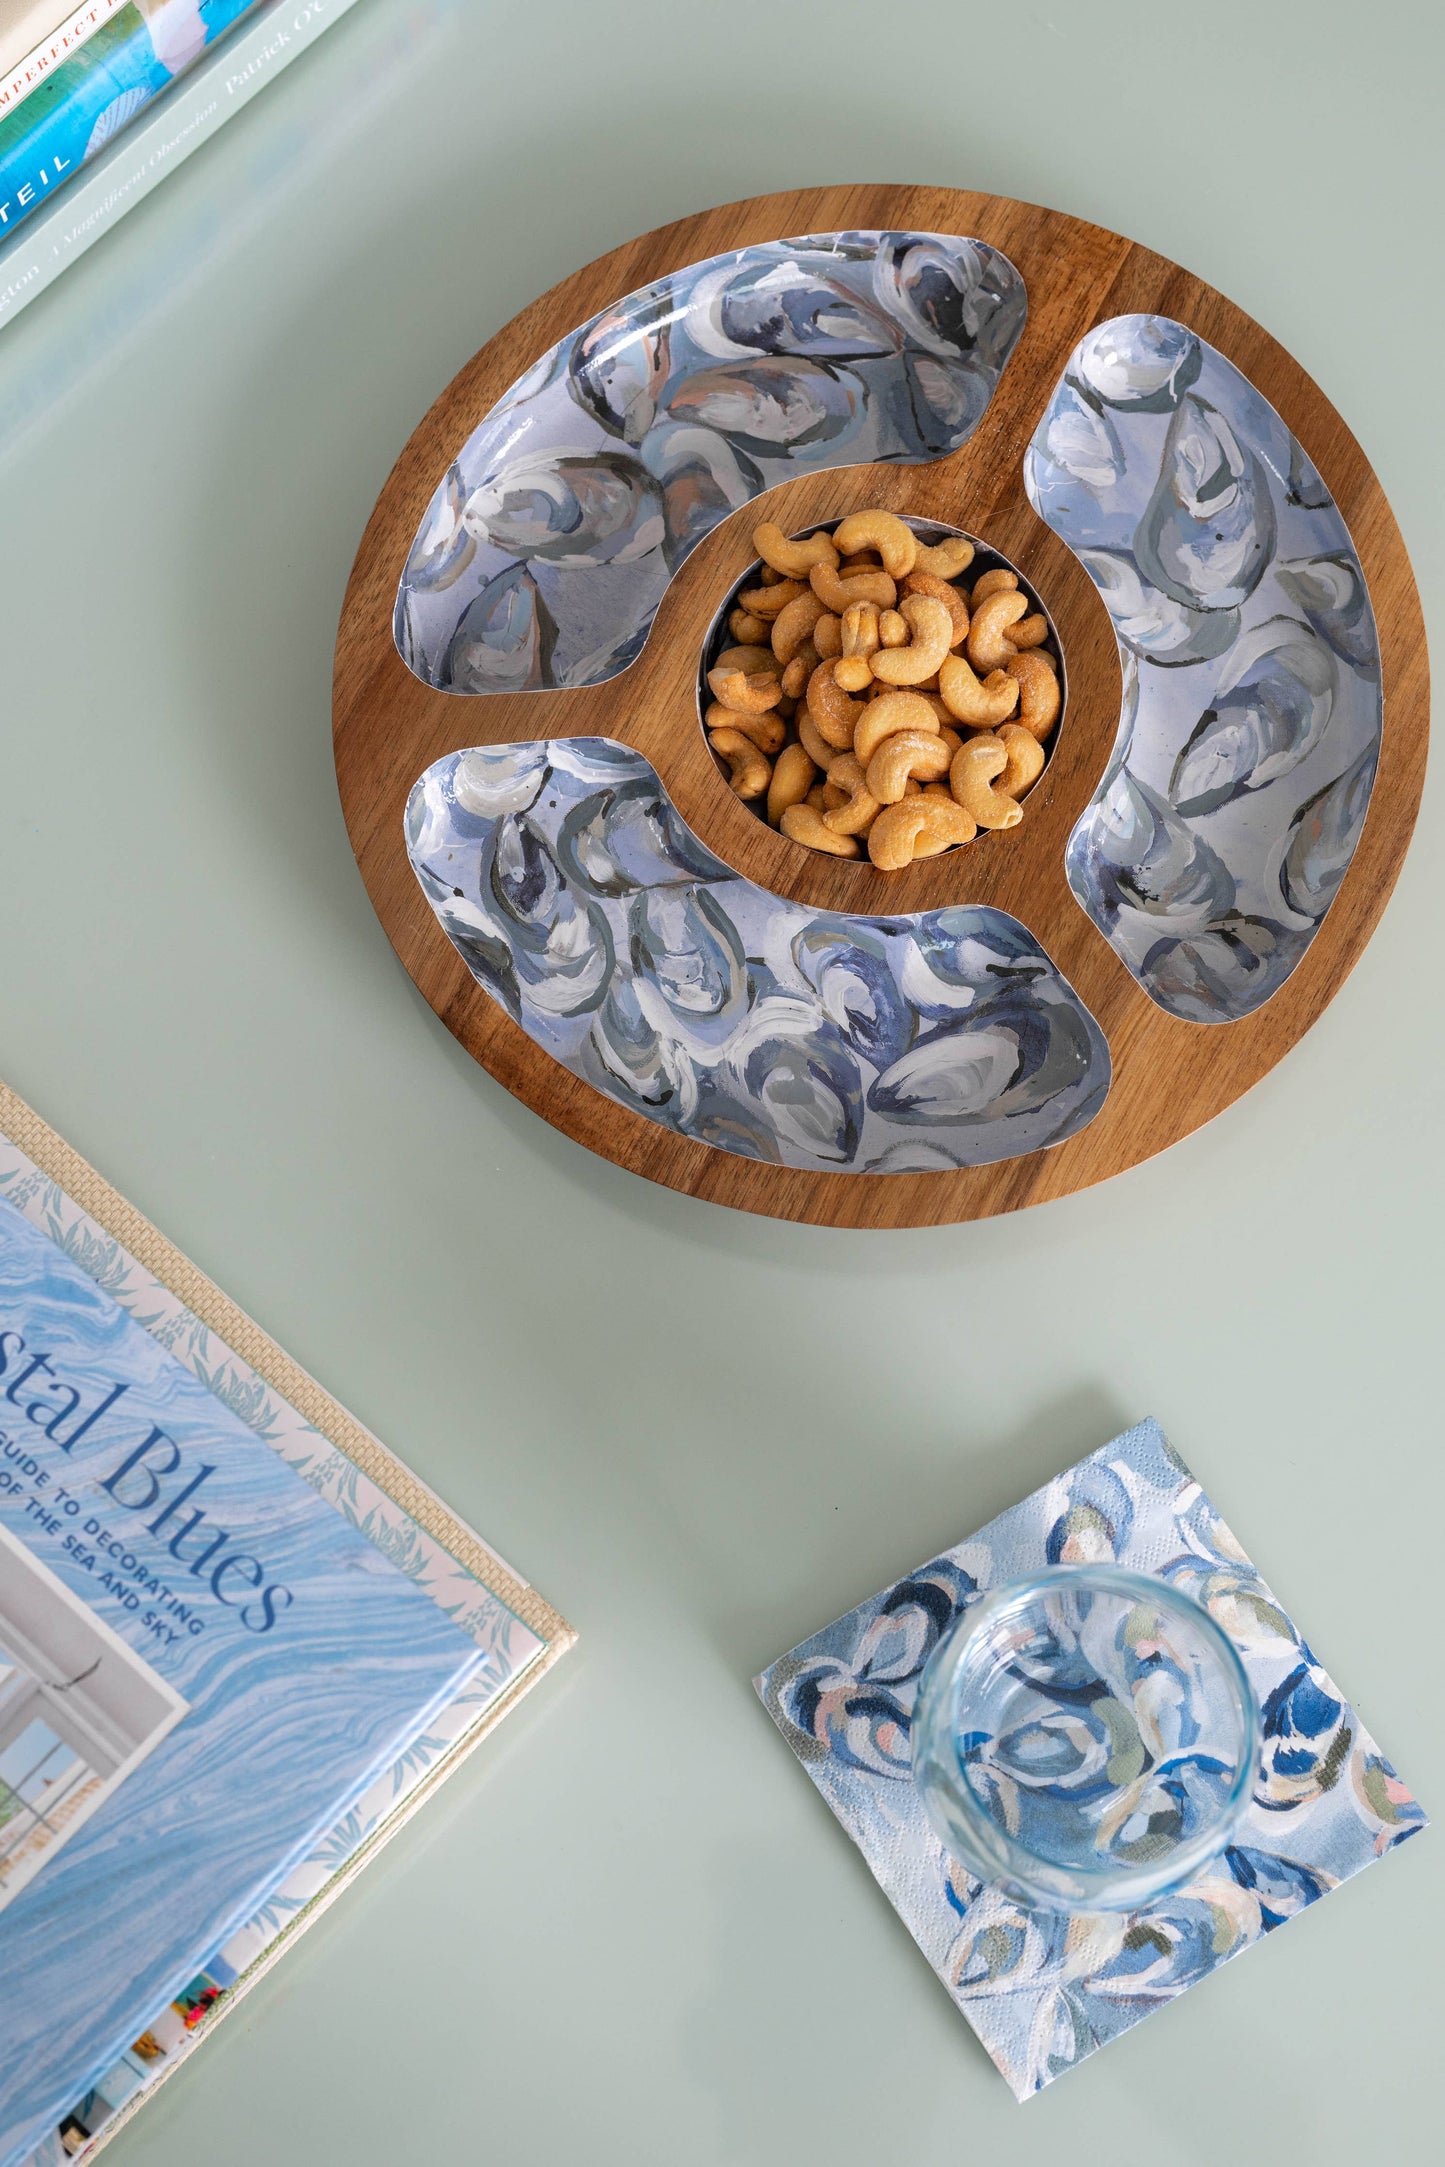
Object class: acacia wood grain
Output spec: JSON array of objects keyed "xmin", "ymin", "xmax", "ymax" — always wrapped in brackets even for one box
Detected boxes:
[{"xmin": 333, "ymin": 184, "xmax": 1429, "ymax": 1228}]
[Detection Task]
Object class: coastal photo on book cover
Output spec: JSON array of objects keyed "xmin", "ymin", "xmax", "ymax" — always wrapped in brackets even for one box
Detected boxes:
[{"xmin": 0, "ymin": 1197, "xmax": 488, "ymax": 2167}]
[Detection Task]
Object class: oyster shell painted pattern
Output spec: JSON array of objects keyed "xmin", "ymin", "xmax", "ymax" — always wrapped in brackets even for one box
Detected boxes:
[
  {"xmin": 396, "ymin": 232, "xmax": 1025, "ymax": 694},
  {"xmin": 407, "ymin": 741, "xmax": 1109, "ymax": 1174},
  {"xmin": 755, "ymin": 1418, "xmax": 1423, "ymax": 2100},
  {"xmin": 1025, "ymin": 316, "xmax": 1382, "ymax": 1024}
]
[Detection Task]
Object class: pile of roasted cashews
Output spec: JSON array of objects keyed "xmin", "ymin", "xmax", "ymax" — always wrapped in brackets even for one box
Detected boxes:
[{"xmin": 702, "ymin": 509, "xmax": 1062, "ymax": 868}]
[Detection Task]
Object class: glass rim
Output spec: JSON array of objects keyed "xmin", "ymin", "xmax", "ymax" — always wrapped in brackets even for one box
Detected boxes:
[{"xmin": 912, "ymin": 1563, "xmax": 1261, "ymax": 1910}]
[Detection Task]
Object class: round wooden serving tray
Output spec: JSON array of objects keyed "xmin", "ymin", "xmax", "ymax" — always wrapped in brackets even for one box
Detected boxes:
[{"xmin": 333, "ymin": 184, "xmax": 1428, "ymax": 1228}]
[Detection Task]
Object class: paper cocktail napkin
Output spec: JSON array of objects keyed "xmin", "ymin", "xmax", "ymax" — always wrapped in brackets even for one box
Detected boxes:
[{"xmin": 755, "ymin": 1420, "xmax": 1424, "ymax": 2098}]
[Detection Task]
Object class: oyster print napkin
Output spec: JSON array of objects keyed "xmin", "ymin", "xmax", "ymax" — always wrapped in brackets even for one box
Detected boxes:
[{"xmin": 755, "ymin": 1419, "xmax": 1424, "ymax": 2099}]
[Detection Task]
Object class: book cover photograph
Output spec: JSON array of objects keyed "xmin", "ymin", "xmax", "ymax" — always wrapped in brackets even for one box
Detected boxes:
[
  {"xmin": 0, "ymin": 1094, "xmax": 571, "ymax": 2165},
  {"xmin": 0, "ymin": 0, "xmax": 364, "ymax": 324},
  {"xmin": 0, "ymin": 1, "xmax": 260, "ymax": 239}
]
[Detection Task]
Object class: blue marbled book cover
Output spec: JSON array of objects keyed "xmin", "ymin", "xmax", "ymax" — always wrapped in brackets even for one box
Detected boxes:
[{"xmin": 0, "ymin": 1198, "xmax": 486, "ymax": 2167}]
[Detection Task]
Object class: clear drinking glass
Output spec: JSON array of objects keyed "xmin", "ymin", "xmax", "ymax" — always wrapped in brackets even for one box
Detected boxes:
[{"xmin": 911, "ymin": 1565, "xmax": 1259, "ymax": 1911}]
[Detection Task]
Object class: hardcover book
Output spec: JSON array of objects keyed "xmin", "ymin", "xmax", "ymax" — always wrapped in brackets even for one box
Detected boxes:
[
  {"xmin": 0, "ymin": 1084, "xmax": 572, "ymax": 2165},
  {"xmin": 1, "ymin": 5, "xmax": 132, "ymax": 118},
  {"xmin": 0, "ymin": 0, "xmax": 360, "ymax": 325},
  {"xmin": 0, "ymin": 2, "xmax": 261, "ymax": 240}
]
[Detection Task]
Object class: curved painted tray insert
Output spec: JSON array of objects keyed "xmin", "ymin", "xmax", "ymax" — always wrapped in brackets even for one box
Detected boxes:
[
  {"xmin": 407, "ymin": 742, "xmax": 1111, "ymax": 1174},
  {"xmin": 395, "ymin": 231, "xmax": 1026, "ymax": 696},
  {"xmin": 1026, "ymin": 316, "xmax": 1382, "ymax": 1024}
]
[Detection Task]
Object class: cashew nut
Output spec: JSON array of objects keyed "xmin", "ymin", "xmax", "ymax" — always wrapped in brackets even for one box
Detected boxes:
[
  {"xmin": 838, "ymin": 551, "xmax": 882, "ymax": 573},
  {"xmin": 710, "ymin": 728, "xmax": 772, "ymax": 800},
  {"xmin": 998, "ymin": 722, "xmax": 1046, "ymax": 799},
  {"xmin": 1009, "ymin": 613, "xmax": 1049, "ymax": 650},
  {"xmin": 730, "ymin": 608, "xmax": 771, "ymax": 646},
  {"xmin": 737, "ymin": 577, "xmax": 808, "ymax": 619},
  {"xmin": 707, "ymin": 666, "xmax": 783, "ymax": 715},
  {"xmin": 713, "ymin": 644, "xmax": 777, "ymax": 677},
  {"xmin": 937, "ymin": 651, "xmax": 1020, "ymax": 727},
  {"xmin": 853, "ymin": 689, "xmax": 941, "ymax": 767},
  {"xmin": 867, "ymin": 794, "xmax": 977, "ymax": 868},
  {"xmin": 870, "ymin": 594, "xmax": 955, "ymax": 687},
  {"xmin": 780, "ymin": 803, "xmax": 861, "ymax": 856},
  {"xmin": 833, "ymin": 510, "xmax": 918, "ymax": 580},
  {"xmin": 822, "ymin": 754, "xmax": 882, "ymax": 837},
  {"xmin": 805, "ymin": 783, "xmax": 829, "ymax": 812},
  {"xmin": 767, "ymin": 739, "xmax": 818, "ymax": 827},
  {"xmin": 902, "ymin": 568, "xmax": 969, "ymax": 647},
  {"xmin": 915, "ymin": 797, "xmax": 979, "ymax": 852},
  {"xmin": 806, "ymin": 660, "xmax": 866, "ymax": 750},
  {"xmin": 913, "ymin": 534, "xmax": 975, "ymax": 580},
  {"xmin": 949, "ymin": 734, "xmax": 1023, "ymax": 829},
  {"xmin": 813, "ymin": 611, "xmax": 843, "ymax": 659},
  {"xmin": 797, "ymin": 709, "xmax": 839, "ymax": 769},
  {"xmin": 866, "ymin": 801, "xmax": 933, "ymax": 869},
  {"xmin": 970, "ymin": 568, "xmax": 1018, "ymax": 607},
  {"xmin": 865, "ymin": 729, "xmax": 953, "ymax": 803},
  {"xmin": 837, "ymin": 602, "xmax": 879, "ymax": 690},
  {"xmin": 840, "ymin": 601, "xmax": 880, "ymax": 658},
  {"xmin": 877, "ymin": 609, "xmax": 907, "ymax": 647},
  {"xmin": 780, "ymin": 654, "xmax": 810, "ymax": 701},
  {"xmin": 752, "ymin": 521, "xmax": 841, "ymax": 579},
  {"xmin": 768, "ymin": 591, "xmax": 825, "ymax": 666},
  {"xmin": 703, "ymin": 702, "xmax": 786, "ymax": 754},
  {"xmin": 966, "ymin": 588, "xmax": 1030, "ymax": 672},
  {"xmin": 1003, "ymin": 650, "xmax": 1062, "ymax": 740},
  {"xmin": 809, "ymin": 562, "xmax": 897, "ymax": 614},
  {"xmin": 896, "ymin": 691, "xmax": 953, "ymax": 729}
]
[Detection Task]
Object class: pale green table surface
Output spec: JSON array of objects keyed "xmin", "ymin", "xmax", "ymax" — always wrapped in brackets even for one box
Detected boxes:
[{"xmin": 2, "ymin": 1, "xmax": 1440, "ymax": 2159}]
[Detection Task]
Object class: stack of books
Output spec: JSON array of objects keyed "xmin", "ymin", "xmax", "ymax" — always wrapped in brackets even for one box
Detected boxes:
[
  {"xmin": 0, "ymin": 0, "xmax": 360, "ymax": 325},
  {"xmin": 0, "ymin": 1082, "xmax": 572, "ymax": 2164}
]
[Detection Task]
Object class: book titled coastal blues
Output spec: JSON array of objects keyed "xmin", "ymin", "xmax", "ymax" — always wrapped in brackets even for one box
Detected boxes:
[{"xmin": 0, "ymin": 1195, "xmax": 505, "ymax": 2166}]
